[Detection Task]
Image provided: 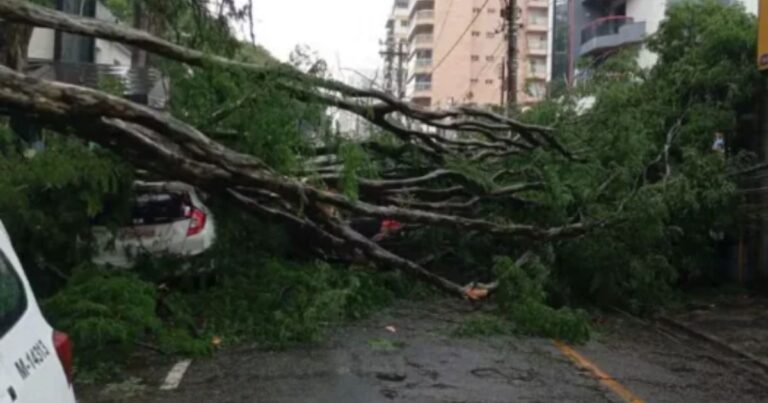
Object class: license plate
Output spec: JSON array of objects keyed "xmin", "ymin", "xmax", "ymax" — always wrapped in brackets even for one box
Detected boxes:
[{"xmin": 123, "ymin": 227, "xmax": 156, "ymax": 238}]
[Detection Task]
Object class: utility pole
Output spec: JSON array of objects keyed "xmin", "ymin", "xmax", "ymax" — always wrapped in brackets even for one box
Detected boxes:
[
  {"xmin": 503, "ymin": 0, "xmax": 518, "ymax": 112},
  {"xmin": 500, "ymin": 57, "xmax": 506, "ymax": 106},
  {"xmin": 380, "ymin": 39, "xmax": 408, "ymax": 99},
  {"xmin": 380, "ymin": 39, "xmax": 395, "ymax": 95},
  {"xmin": 396, "ymin": 40, "xmax": 406, "ymax": 99}
]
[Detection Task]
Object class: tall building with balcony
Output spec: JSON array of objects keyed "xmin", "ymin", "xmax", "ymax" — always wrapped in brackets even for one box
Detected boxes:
[
  {"xmin": 563, "ymin": 0, "xmax": 757, "ymax": 83},
  {"xmin": 383, "ymin": 0, "xmax": 411, "ymax": 97},
  {"xmin": 389, "ymin": 0, "xmax": 553, "ymax": 110}
]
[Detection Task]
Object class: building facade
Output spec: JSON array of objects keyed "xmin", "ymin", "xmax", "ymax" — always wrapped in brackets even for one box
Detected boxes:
[
  {"xmin": 1, "ymin": 0, "xmax": 168, "ymax": 109},
  {"xmin": 562, "ymin": 0, "xmax": 758, "ymax": 83},
  {"xmin": 385, "ymin": 0, "xmax": 553, "ymax": 110},
  {"xmin": 383, "ymin": 0, "xmax": 411, "ymax": 97}
]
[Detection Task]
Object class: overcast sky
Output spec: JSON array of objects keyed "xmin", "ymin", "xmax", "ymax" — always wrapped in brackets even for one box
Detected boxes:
[{"xmin": 250, "ymin": 0, "xmax": 391, "ymax": 79}]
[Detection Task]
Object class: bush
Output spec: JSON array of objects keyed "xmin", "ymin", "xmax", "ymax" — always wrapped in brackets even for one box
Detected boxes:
[
  {"xmin": 494, "ymin": 256, "xmax": 591, "ymax": 344},
  {"xmin": 43, "ymin": 267, "xmax": 161, "ymax": 378},
  {"xmin": 182, "ymin": 259, "xmax": 400, "ymax": 348}
]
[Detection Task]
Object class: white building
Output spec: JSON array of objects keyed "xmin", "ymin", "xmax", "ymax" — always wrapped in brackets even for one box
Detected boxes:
[
  {"xmin": 20, "ymin": 1, "xmax": 167, "ymax": 108},
  {"xmin": 566, "ymin": 0, "xmax": 758, "ymax": 80}
]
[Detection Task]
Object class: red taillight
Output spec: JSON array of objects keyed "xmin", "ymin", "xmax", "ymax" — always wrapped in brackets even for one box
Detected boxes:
[
  {"xmin": 186, "ymin": 208, "xmax": 207, "ymax": 236},
  {"xmin": 53, "ymin": 330, "xmax": 73, "ymax": 385}
]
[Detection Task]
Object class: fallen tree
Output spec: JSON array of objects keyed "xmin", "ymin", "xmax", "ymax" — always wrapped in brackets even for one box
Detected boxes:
[
  {"xmin": 0, "ymin": 0, "xmax": 751, "ymax": 306},
  {"xmin": 0, "ymin": 0, "xmax": 592, "ymax": 297}
]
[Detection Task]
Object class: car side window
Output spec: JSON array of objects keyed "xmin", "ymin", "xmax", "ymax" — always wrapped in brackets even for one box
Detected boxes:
[{"xmin": 0, "ymin": 250, "xmax": 27, "ymax": 339}]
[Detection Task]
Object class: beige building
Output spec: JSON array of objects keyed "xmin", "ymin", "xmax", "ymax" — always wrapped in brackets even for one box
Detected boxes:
[{"xmin": 389, "ymin": 0, "xmax": 552, "ymax": 109}]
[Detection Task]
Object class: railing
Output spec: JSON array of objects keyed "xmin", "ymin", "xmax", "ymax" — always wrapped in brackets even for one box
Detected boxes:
[
  {"xmin": 413, "ymin": 10, "xmax": 435, "ymax": 21},
  {"xmin": 25, "ymin": 61, "xmax": 169, "ymax": 109},
  {"xmin": 415, "ymin": 58, "xmax": 433, "ymax": 68},
  {"xmin": 414, "ymin": 82, "xmax": 432, "ymax": 91},
  {"xmin": 412, "ymin": 34, "xmax": 434, "ymax": 44},
  {"xmin": 580, "ymin": 16, "xmax": 634, "ymax": 45}
]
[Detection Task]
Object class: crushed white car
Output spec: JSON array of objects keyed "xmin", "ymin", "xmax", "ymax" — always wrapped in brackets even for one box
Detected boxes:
[{"xmin": 92, "ymin": 181, "xmax": 216, "ymax": 269}]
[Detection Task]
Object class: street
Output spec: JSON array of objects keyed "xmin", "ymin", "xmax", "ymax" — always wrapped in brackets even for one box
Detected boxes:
[{"xmin": 81, "ymin": 300, "xmax": 768, "ymax": 403}]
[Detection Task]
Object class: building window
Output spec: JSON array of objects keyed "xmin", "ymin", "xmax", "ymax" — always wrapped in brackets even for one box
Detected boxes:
[
  {"xmin": 472, "ymin": 31, "xmax": 481, "ymax": 37},
  {"xmin": 528, "ymin": 57, "xmax": 546, "ymax": 75},
  {"xmin": 486, "ymin": 32, "xmax": 495, "ymax": 39},
  {"xmin": 472, "ymin": 7, "xmax": 482, "ymax": 13},
  {"xmin": 528, "ymin": 9, "xmax": 547, "ymax": 26},
  {"xmin": 486, "ymin": 55, "xmax": 496, "ymax": 62},
  {"xmin": 471, "ymin": 55, "xmax": 480, "ymax": 62},
  {"xmin": 488, "ymin": 8, "xmax": 497, "ymax": 14},
  {"xmin": 527, "ymin": 82, "xmax": 546, "ymax": 98},
  {"xmin": 485, "ymin": 79, "xmax": 494, "ymax": 85},
  {"xmin": 470, "ymin": 78, "xmax": 479, "ymax": 84},
  {"xmin": 400, "ymin": 20, "xmax": 409, "ymax": 27},
  {"xmin": 395, "ymin": 0, "xmax": 409, "ymax": 7},
  {"xmin": 527, "ymin": 33, "xmax": 547, "ymax": 50}
]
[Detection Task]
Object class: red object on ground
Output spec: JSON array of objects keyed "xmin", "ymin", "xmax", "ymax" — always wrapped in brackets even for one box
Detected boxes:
[{"xmin": 381, "ymin": 219, "xmax": 402, "ymax": 231}]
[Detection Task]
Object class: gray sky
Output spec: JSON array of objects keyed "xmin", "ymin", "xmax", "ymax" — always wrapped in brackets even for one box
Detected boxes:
[{"xmin": 251, "ymin": 0, "xmax": 391, "ymax": 77}]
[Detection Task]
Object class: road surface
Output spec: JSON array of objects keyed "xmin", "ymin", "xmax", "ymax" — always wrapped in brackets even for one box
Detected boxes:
[{"xmin": 82, "ymin": 300, "xmax": 768, "ymax": 403}]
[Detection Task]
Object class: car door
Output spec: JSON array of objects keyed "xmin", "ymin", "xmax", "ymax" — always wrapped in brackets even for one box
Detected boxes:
[
  {"xmin": 0, "ymin": 235, "xmax": 73, "ymax": 403},
  {"xmin": 0, "ymin": 247, "xmax": 30, "ymax": 403}
]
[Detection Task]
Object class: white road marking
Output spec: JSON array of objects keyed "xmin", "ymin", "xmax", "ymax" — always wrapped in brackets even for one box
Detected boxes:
[{"xmin": 159, "ymin": 359, "xmax": 192, "ymax": 391}]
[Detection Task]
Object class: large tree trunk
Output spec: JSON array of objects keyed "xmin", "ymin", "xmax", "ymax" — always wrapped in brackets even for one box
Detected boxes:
[
  {"xmin": 0, "ymin": 0, "xmax": 600, "ymax": 299},
  {"xmin": 1, "ymin": 22, "xmax": 32, "ymax": 70}
]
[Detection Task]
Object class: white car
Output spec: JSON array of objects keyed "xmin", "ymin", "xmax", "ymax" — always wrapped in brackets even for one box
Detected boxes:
[
  {"xmin": 0, "ymin": 221, "xmax": 76, "ymax": 403},
  {"xmin": 92, "ymin": 181, "xmax": 216, "ymax": 269}
]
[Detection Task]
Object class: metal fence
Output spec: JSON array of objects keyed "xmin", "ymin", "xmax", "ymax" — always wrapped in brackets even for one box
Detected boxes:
[{"xmin": 26, "ymin": 61, "xmax": 169, "ymax": 109}]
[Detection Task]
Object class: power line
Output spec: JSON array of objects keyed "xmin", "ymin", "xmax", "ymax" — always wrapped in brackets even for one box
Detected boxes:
[
  {"xmin": 430, "ymin": 0, "xmax": 492, "ymax": 74},
  {"xmin": 433, "ymin": 0, "xmax": 455, "ymax": 45}
]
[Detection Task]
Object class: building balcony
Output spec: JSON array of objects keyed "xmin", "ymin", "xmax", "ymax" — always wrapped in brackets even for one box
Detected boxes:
[
  {"xmin": 413, "ymin": 9, "xmax": 435, "ymax": 21},
  {"xmin": 25, "ymin": 60, "xmax": 169, "ymax": 109},
  {"xmin": 411, "ymin": 33, "xmax": 434, "ymax": 45},
  {"xmin": 414, "ymin": 82, "xmax": 432, "ymax": 92},
  {"xmin": 408, "ymin": 12, "xmax": 435, "ymax": 40},
  {"xmin": 527, "ymin": 68, "xmax": 548, "ymax": 80},
  {"xmin": 527, "ymin": 45, "xmax": 548, "ymax": 56},
  {"xmin": 409, "ymin": 0, "xmax": 435, "ymax": 18},
  {"xmin": 526, "ymin": 19, "xmax": 549, "ymax": 32},
  {"xmin": 409, "ymin": 57, "xmax": 433, "ymax": 74},
  {"xmin": 527, "ymin": 0, "xmax": 549, "ymax": 8},
  {"xmin": 579, "ymin": 16, "xmax": 646, "ymax": 57}
]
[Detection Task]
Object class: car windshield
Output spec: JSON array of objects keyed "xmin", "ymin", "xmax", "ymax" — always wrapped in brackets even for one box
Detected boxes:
[
  {"xmin": 131, "ymin": 192, "xmax": 190, "ymax": 226},
  {"xmin": 0, "ymin": 250, "xmax": 27, "ymax": 339}
]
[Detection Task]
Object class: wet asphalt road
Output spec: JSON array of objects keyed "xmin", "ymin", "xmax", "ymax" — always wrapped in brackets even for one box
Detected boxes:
[{"xmin": 83, "ymin": 300, "xmax": 768, "ymax": 403}]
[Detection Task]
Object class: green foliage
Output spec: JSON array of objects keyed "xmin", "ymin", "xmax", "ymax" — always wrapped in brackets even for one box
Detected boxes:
[
  {"xmin": 43, "ymin": 267, "xmax": 161, "ymax": 377},
  {"xmin": 338, "ymin": 142, "xmax": 378, "ymax": 199},
  {"xmin": 0, "ymin": 132, "xmax": 133, "ymax": 296},
  {"xmin": 182, "ymin": 259, "xmax": 397, "ymax": 348},
  {"xmin": 516, "ymin": 1, "xmax": 754, "ymax": 314},
  {"xmin": 452, "ymin": 314, "xmax": 511, "ymax": 338},
  {"xmin": 493, "ymin": 257, "xmax": 591, "ymax": 343}
]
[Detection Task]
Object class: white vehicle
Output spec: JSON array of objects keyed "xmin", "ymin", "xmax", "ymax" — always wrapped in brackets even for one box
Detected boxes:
[
  {"xmin": 0, "ymin": 221, "xmax": 76, "ymax": 403},
  {"xmin": 92, "ymin": 181, "xmax": 216, "ymax": 269}
]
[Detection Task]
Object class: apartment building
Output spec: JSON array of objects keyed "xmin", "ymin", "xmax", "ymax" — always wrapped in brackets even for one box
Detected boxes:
[
  {"xmin": 386, "ymin": 0, "xmax": 553, "ymax": 110},
  {"xmin": 561, "ymin": 0, "xmax": 758, "ymax": 82},
  {"xmin": 384, "ymin": 0, "xmax": 411, "ymax": 97}
]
